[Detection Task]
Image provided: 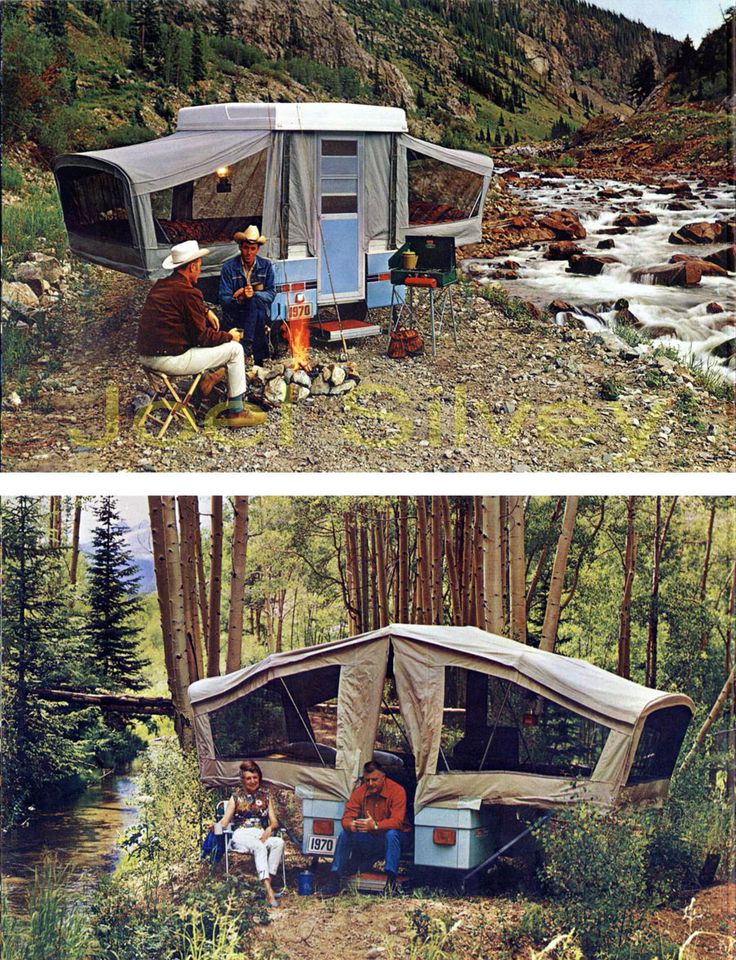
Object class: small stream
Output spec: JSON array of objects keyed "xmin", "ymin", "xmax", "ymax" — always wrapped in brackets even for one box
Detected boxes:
[
  {"xmin": 464, "ymin": 172, "xmax": 735, "ymax": 382},
  {"xmin": 2, "ymin": 773, "xmax": 139, "ymax": 909}
]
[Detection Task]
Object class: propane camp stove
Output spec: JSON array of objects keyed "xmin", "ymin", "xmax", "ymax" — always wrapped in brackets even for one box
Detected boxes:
[{"xmin": 389, "ymin": 236, "xmax": 458, "ymax": 356}]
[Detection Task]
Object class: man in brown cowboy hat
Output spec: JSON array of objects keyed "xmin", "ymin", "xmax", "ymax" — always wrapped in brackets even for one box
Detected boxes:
[
  {"xmin": 219, "ymin": 225, "xmax": 277, "ymax": 364},
  {"xmin": 137, "ymin": 240, "xmax": 266, "ymax": 428}
]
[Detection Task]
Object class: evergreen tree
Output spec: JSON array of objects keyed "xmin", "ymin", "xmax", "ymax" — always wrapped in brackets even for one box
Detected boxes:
[
  {"xmin": 1, "ymin": 498, "xmax": 90, "ymax": 826},
  {"xmin": 133, "ymin": 99, "xmax": 145, "ymax": 126},
  {"xmin": 36, "ymin": 0, "xmax": 68, "ymax": 40},
  {"xmin": 129, "ymin": 0, "xmax": 163, "ymax": 70},
  {"xmin": 213, "ymin": 0, "xmax": 232, "ymax": 36},
  {"xmin": 192, "ymin": 28, "xmax": 206, "ymax": 82},
  {"xmin": 229, "ymin": 79, "xmax": 239, "ymax": 102},
  {"xmin": 84, "ymin": 497, "xmax": 148, "ymax": 692},
  {"xmin": 630, "ymin": 55, "xmax": 657, "ymax": 105}
]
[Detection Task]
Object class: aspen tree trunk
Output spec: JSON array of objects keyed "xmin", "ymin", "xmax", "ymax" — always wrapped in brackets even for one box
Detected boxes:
[
  {"xmin": 369, "ymin": 519, "xmax": 380, "ymax": 630},
  {"xmin": 178, "ymin": 497, "xmax": 204, "ymax": 682},
  {"xmin": 416, "ymin": 497, "xmax": 431, "ymax": 624},
  {"xmin": 679, "ymin": 663, "xmax": 736, "ymax": 773},
  {"xmin": 617, "ymin": 496, "xmax": 637, "ymax": 679},
  {"xmin": 359, "ymin": 514, "xmax": 371, "ymax": 632},
  {"xmin": 439, "ymin": 497, "xmax": 462, "ymax": 625},
  {"xmin": 646, "ymin": 497, "xmax": 677, "ymax": 687},
  {"xmin": 471, "ymin": 497, "xmax": 484, "ymax": 628},
  {"xmin": 49, "ymin": 497, "xmax": 62, "ymax": 549},
  {"xmin": 343, "ymin": 512, "xmax": 361, "ymax": 633},
  {"xmin": 207, "ymin": 497, "xmax": 223, "ymax": 677},
  {"xmin": 275, "ymin": 589, "xmax": 286, "ymax": 653},
  {"xmin": 226, "ymin": 497, "xmax": 249, "ymax": 674},
  {"xmin": 153, "ymin": 496, "xmax": 194, "ymax": 748},
  {"xmin": 508, "ymin": 495, "xmax": 527, "ymax": 644},
  {"xmin": 290, "ymin": 586, "xmax": 299, "ymax": 647},
  {"xmin": 191, "ymin": 497, "xmax": 209, "ymax": 641},
  {"xmin": 500, "ymin": 496, "xmax": 509, "ymax": 630},
  {"xmin": 526, "ymin": 497, "xmax": 565, "ymax": 614},
  {"xmin": 375, "ymin": 511, "xmax": 389, "ymax": 628},
  {"xmin": 485, "ymin": 497, "xmax": 504, "ymax": 633},
  {"xmin": 69, "ymin": 496, "xmax": 82, "ymax": 586},
  {"xmin": 699, "ymin": 500, "xmax": 717, "ymax": 650},
  {"xmin": 540, "ymin": 496, "xmax": 579, "ymax": 653},
  {"xmin": 727, "ymin": 560, "xmax": 736, "ymax": 800},
  {"xmin": 430, "ymin": 499, "xmax": 444, "ymax": 622},
  {"xmin": 398, "ymin": 498, "xmax": 409, "ymax": 622},
  {"xmin": 460, "ymin": 499, "xmax": 475, "ymax": 624},
  {"xmin": 149, "ymin": 496, "xmax": 175, "ymax": 690}
]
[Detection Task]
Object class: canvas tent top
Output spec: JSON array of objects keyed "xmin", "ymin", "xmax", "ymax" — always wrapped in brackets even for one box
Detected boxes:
[
  {"xmin": 176, "ymin": 102, "xmax": 410, "ymax": 132},
  {"xmin": 188, "ymin": 625, "xmax": 693, "ymax": 812},
  {"xmin": 188, "ymin": 623, "xmax": 688, "ymax": 728}
]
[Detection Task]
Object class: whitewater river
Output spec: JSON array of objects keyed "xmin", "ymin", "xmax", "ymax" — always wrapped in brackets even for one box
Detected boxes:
[
  {"xmin": 2, "ymin": 774, "xmax": 139, "ymax": 909},
  {"xmin": 465, "ymin": 172, "xmax": 735, "ymax": 381}
]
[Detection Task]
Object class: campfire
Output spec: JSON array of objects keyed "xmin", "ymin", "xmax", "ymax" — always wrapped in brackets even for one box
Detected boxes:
[{"xmin": 246, "ymin": 318, "xmax": 359, "ymax": 405}]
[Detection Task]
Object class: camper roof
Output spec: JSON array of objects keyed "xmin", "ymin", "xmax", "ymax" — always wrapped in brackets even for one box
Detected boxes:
[{"xmin": 176, "ymin": 102, "xmax": 409, "ymax": 133}]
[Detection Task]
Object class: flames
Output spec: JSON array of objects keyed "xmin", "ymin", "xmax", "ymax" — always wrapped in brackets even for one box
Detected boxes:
[{"xmin": 287, "ymin": 315, "xmax": 311, "ymax": 371}]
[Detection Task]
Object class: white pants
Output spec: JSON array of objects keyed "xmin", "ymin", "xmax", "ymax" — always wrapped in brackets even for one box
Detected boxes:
[
  {"xmin": 139, "ymin": 341, "xmax": 246, "ymax": 399},
  {"xmin": 230, "ymin": 826, "xmax": 284, "ymax": 880}
]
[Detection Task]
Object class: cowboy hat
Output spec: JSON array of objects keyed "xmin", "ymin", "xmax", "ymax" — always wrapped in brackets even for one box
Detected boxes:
[
  {"xmin": 233, "ymin": 225, "xmax": 268, "ymax": 245},
  {"xmin": 162, "ymin": 240, "xmax": 211, "ymax": 270}
]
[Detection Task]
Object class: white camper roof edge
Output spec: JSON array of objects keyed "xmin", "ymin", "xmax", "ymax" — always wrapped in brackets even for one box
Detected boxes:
[{"xmin": 176, "ymin": 102, "xmax": 410, "ymax": 133}]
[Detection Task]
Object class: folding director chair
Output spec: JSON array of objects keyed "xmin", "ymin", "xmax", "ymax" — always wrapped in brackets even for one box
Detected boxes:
[
  {"xmin": 215, "ymin": 800, "xmax": 288, "ymax": 890},
  {"xmin": 139, "ymin": 367, "xmax": 205, "ymax": 439}
]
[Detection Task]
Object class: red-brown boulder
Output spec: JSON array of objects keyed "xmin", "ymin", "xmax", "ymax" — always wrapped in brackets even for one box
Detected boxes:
[
  {"xmin": 567, "ymin": 254, "xmax": 620, "ymax": 276},
  {"xmin": 706, "ymin": 302, "xmax": 725, "ymax": 314},
  {"xmin": 597, "ymin": 239, "xmax": 616, "ymax": 249},
  {"xmin": 544, "ymin": 242, "xmax": 584, "ymax": 261},
  {"xmin": 549, "ymin": 299, "xmax": 575, "ymax": 313},
  {"xmin": 669, "ymin": 221, "xmax": 735, "ymax": 244},
  {"xmin": 613, "ymin": 211, "xmax": 659, "ymax": 227},
  {"xmin": 646, "ymin": 325, "xmax": 679, "ymax": 338},
  {"xmin": 537, "ymin": 209, "xmax": 587, "ymax": 240},
  {"xmin": 704, "ymin": 246, "xmax": 735, "ymax": 271},
  {"xmin": 632, "ymin": 262, "xmax": 703, "ymax": 287},
  {"xmin": 669, "ymin": 254, "xmax": 728, "ymax": 276}
]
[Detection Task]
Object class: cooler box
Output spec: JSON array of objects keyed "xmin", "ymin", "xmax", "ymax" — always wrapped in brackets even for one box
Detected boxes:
[
  {"xmin": 413, "ymin": 806, "xmax": 497, "ymax": 870},
  {"xmin": 300, "ymin": 796, "xmax": 344, "ymax": 859}
]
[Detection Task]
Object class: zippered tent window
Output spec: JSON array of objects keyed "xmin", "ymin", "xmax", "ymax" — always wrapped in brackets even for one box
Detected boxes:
[
  {"xmin": 407, "ymin": 149, "xmax": 484, "ymax": 226},
  {"xmin": 436, "ymin": 667, "xmax": 610, "ymax": 779},
  {"xmin": 209, "ymin": 664, "xmax": 341, "ymax": 767},
  {"xmin": 149, "ymin": 148, "xmax": 269, "ymax": 247},
  {"xmin": 626, "ymin": 705, "xmax": 692, "ymax": 784},
  {"xmin": 56, "ymin": 167, "xmax": 133, "ymax": 244}
]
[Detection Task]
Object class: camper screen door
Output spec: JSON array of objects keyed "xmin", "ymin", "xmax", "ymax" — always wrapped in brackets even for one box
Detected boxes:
[{"xmin": 317, "ymin": 138, "xmax": 363, "ymax": 302}]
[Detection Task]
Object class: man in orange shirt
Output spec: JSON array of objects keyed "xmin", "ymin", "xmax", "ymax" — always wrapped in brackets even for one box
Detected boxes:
[{"xmin": 322, "ymin": 759, "xmax": 411, "ymax": 896}]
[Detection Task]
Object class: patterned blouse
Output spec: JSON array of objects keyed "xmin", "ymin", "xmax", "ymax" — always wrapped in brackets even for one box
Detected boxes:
[{"xmin": 231, "ymin": 786, "xmax": 271, "ymax": 830}]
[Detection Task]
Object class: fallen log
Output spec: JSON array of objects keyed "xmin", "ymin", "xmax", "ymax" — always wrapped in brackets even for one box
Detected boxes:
[{"xmin": 36, "ymin": 688, "xmax": 175, "ymax": 716}]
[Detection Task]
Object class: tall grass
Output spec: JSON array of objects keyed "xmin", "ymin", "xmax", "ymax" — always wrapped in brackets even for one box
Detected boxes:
[
  {"xmin": 2, "ymin": 183, "xmax": 68, "ymax": 269},
  {"xmin": 0, "ymin": 858, "xmax": 92, "ymax": 960}
]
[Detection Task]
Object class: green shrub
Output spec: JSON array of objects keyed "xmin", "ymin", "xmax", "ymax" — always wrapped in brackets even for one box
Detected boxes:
[
  {"xmin": 535, "ymin": 805, "xmax": 649, "ymax": 958},
  {"xmin": 2, "ymin": 162, "xmax": 24, "ymax": 191},
  {"xmin": 479, "ymin": 284, "xmax": 543, "ymax": 330},
  {"xmin": 1, "ymin": 185, "xmax": 68, "ymax": 264},
  {"xmin": 599, "ymin": 377, "xmax": 623, "ymax": 400}
]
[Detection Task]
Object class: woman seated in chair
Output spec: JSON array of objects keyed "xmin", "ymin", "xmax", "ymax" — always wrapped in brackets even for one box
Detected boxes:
[{"xmin": 212, "ymin": 760, "xmax": 284, "ymax": 906}]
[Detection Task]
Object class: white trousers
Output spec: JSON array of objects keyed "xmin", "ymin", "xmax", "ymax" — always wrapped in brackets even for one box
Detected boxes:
[
  {"xmin": 230, "ymin": 826, "xmax": 284, "ymax": 880},
  {"xmin": 139, "ymin": 341, "xmax": 246, "ymax": 399}
]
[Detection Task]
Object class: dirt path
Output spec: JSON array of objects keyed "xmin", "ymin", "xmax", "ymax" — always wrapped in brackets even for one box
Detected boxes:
[
  {"xmin": 2, "ymin": 265, "xmax": 734, "ymax": 473},
  {"xmin": 259, "ymin": 880, "xmax": 735, "ymax": 959}
]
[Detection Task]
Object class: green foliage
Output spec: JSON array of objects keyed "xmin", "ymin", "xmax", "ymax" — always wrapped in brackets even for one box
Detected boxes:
[
  {"xmin": 0, "ymin": 859, "xmax": 92, "ymax": 960},
  {"xmin": 535, "ymin": 805, "xmax": 649, "ymax": 957},
  {"xmin": 1, "ymin": 180, "xmax": 68, "ymax": 265},
  {"xmin": 479, "ymin": 284, "xmax": 543, "ymax": 331},
  {"xmin": 84, "ymin": 496, "xmax": 149, "ymax": 692},
  {"xmin": 2, "ymin": 162, "xmax": 25, "ymax": 192},
  {"xmin": 599, "ymin": 377, "xmax": 623, "ymax": 400}
]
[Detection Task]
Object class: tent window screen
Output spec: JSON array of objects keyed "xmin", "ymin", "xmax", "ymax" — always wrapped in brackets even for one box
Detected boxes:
[
  {"xmin": 436, "ymin": 667, "xmax": 609, "ymax": 778},
  {"xmin": 209, "ymin": 665, "xmax": 341, "ymax": 767},
  {"xmin": 626, "ymin": 706, "xmax": 692, "ymax": 784},
  {"xmin": 150, "ymin": 149, "xmax": 268, "ymax": 246},
  {"xmin": 56, "ymin": 167, "xmax": 133, "ymax": 244},
  {"xmin": 320, "ymin": 140, "xmax": 358, "ymax": 214},
  {"xmin": 407, "ymin": 150, "xmax": 483, "ymax": 226}
]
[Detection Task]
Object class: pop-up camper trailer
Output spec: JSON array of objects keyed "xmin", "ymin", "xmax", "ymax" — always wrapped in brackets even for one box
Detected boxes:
[
  {"xmin": 53, "ymin": 103, "xmax": 494, "ymax": 335},
  {"xmin": 187, "ymin": 625, "xmax": 693, "ymax": 874}
]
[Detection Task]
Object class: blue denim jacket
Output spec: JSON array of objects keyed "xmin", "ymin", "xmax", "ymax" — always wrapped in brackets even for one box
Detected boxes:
[{"xmin": 219, "ymin": 254, "xmax": 275, "ymax": 327}]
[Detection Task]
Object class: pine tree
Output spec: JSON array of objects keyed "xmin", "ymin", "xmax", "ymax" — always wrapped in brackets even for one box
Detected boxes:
[
  {"xmin": 230, "ymin": 79, "xmax": 238, "ymax": 102},
  {"xmin": 630, "ymin": 55, "xmax": 656, "ymax": 105},
  {"xmin": 192, "ymin": 28, "xmax": 206, "ymax": 82},
  {"xmin": 1, "ymin": 498, "xmax": 88, "ymax": 824},
  {"xmin": 36, "ymin": 0, "xmax": 68, "ymax": 40},
  {"xmin": 84, "ymin": 497, "xmax": 148, "ymax": 692},
  {"xmin": 213, "ymin": 0, "xmax": 232, "ymax": 36}
]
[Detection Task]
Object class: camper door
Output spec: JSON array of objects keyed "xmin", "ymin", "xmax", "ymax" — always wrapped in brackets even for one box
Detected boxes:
[{"xmin": 316, "ymin": 136, "xmax": 364, "ymax": 303}]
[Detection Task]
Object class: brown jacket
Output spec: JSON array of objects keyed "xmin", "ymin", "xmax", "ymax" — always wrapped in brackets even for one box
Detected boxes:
[
  {"xmin": 342, "ymin": 777, "xmax": 411, "ymax": 832},
  {"xmin": 137, "ymin": 272, "xmax": 232, "ymax": 356}
]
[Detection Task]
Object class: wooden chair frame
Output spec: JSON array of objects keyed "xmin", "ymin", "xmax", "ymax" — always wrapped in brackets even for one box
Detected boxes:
[
  {"xmin": 215, "ymin": 800, "xmax": 288, "ymax": 889},
  {"xmin": 140, "ymin": 368, "xmax": 204, "ymax": 439}
]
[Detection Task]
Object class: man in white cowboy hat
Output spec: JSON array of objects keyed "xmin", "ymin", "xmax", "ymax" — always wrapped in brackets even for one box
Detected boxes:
[
  {"xmin": 219, "ymin": 224, "xmax": 277, "ymax": 364},
  {"xmin": 138, "ymin": 240, "xmax": 266, "ymax": 428}
]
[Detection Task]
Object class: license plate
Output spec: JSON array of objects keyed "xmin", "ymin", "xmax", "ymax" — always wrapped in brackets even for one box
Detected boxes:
[
  {"xmin": 288, "ymin": 302, "xmax": 312, "ymax": 322},
  {"xmin": 306, "ymin": 835, "xmax": 336, "ymax": 855}
]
